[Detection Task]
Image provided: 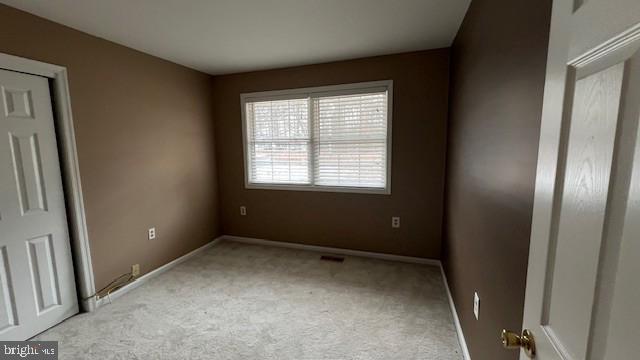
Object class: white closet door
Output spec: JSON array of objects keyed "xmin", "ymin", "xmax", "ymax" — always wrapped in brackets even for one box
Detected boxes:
[{"xmin": 0, "ymin": 68, "xmax": 78, "ymax": 340}]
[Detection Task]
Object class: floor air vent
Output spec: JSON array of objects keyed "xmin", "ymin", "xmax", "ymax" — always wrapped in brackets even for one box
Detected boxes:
[{"xmin": 320, "ymin": 255, "xmax": 345, "ymax": 262}]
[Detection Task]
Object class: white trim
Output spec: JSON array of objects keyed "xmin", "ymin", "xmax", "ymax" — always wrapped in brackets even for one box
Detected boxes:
[
  {"xmin": 0, "ymin": 52, "xmax": 97, "ymax": 312},
  {"xmin": 52, "ymin": 68, "xmax": 96, "ymax": 312},
  {"xmin": 0, "ymin": 53, "xmax": 64, "ymax": 78},
  {"xmin": 240, "ymin": 81, "xmax": 392, "ymax": 101},
  {"xmin": 240, "ymin": 80, "xmax": 393, "ymax": 196},
  {"xmin": 223, "ymin": 235, "xmax": 439, "ymax": 265},
  {"xmin": 243, "ymin": 183, "xmax": 391, "ymax": 195},
  {"xmin": 96, "ymin": 237, "xmax": 225, "ymax": 308},
  {"xmin": 569, "ymin": 22, "xmax": 640, "ymax": 68},
  {"xmin": 440, "ymin": 266, "xmax": 472, "ymax": 360}
]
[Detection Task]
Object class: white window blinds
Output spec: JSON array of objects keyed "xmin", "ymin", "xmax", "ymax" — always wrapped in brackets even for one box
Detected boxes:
[
  {"xmin": 313, "ymin": 92, "xmax": 388, "ymax": 188},
  {"xmin": 243, "ymin": 81, "xmax": 391, "ymax": 193},
  {"xmin": 246, "ymin": 98, "xmax": 310, "ymax": 184}
]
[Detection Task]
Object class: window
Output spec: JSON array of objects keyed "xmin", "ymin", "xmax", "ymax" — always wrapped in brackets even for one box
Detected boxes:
[{"xmin": 241, "ymin": 81, "xmax": 392, "ymax": 194}]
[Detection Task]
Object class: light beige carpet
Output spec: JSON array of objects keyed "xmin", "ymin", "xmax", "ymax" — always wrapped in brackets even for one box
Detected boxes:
[{"xmin": 35, "ymin": 241, "xmax": 463, "ymax": 359}]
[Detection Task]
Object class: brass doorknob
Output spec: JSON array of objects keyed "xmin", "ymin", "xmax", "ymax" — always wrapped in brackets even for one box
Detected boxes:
[{"xmin": 501, "ymin": 329, "xmax": 536, "ymax": 358}]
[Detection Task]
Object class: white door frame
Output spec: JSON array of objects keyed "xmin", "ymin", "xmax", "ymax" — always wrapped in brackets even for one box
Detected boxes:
[{"xmin": 0, "ymin": 52, "xmax": 96, "ymax": 312}]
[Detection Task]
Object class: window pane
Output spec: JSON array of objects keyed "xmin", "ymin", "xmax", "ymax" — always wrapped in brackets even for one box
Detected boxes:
[
  {"xmin": 246, "ymin": 98, "xmax": 310, "ymax": 184},
  {"xmin": 313, "ymin": 92, "xmax": 388, "ymax": 188},
  {"xmin": 250, "ymin": 141, "xmax": 310, "ymax": 184},
  {"xmin": 250, "ymin": 98, "xmax": 309, "ymax": 141},
  {"xmin": 314, "ymin": 141, "xmax": 387, "ymax": 187}
]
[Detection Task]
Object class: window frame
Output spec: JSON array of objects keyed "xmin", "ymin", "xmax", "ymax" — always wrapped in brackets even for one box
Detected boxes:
[{"xmin": 240, "ymin": 80, "xmax": 393, "ymax": 195}]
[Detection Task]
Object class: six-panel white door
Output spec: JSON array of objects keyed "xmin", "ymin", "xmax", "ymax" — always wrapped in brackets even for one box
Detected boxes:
[
  {"xmin": 521, "ymin": 0, "xmax": 640, "ymax": 359},
  {"xmin": 0, "ymin": 68, "xmax": 78, "ymax": 340}
]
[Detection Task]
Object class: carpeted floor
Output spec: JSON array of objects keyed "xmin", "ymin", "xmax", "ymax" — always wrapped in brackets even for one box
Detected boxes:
[{"xmin": 35, "ymin": 241, "xmax": 463, "ymax": 359}]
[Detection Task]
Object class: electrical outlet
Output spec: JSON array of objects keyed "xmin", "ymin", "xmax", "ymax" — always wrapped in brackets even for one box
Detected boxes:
[
  {"xmin": 148, "ymin": 227, "xmax": 156, "ymax": 240},
  {"xmin": 474, "ymin": 291, "xmax": 480, "ymax": 320},
  {"xmin": 240, "ymin": 206, "xmax": 247, "ymax": 216},
  {"xmin": 392, "ymin": 216, "xmax": 400, "ymax": 228},
  {"xmin": 131, "ymin": 264, "xmax": 140, "ymax": 277}
]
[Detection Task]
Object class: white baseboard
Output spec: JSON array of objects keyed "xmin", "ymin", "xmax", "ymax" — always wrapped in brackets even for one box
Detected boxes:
[
  {"xmin": 95, "ymin": 236, "xmax": 224, "ymax": 308},
  {"xmin": 440, "ymin": 266, "xmax": 472, "ymax": 360},
  {"xmin": 90, "ymin": 233, "xmax": 471, "ymax": 360},
  {"xmin": 222, "ymin": 235, "xmax": 441, "ymax": 266}
]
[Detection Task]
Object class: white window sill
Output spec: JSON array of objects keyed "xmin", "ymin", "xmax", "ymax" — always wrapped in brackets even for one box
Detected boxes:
[{"xmin": 245, "ymin": 183, "xmax": 391, "ymax": 195}]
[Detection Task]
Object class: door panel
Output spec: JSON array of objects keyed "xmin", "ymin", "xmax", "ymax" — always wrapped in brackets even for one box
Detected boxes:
[
  {"xmin": 602, "ymin": 186, "xmax": 640, "ymax": 359},
  {"xmin": 0, "ymin": 246, "xmax": 17, "ymax": 331},
  {"xmin": 26, "ymin": 234, "xmax": 61, "ymax": 314},
  {"xmin": 2, "ymin": 87, "xmax": 34, "ymax": 119},
  {"xmin": 9, "ymin": 133, "xmax": 48, "ymax": 214},
  {"xmin": 0, "ymin": 68, "xmax": 78, "ymax": 340},
  {"xmin": 543, "ymin": 61, "xmax": 625, "ymax": 359}
]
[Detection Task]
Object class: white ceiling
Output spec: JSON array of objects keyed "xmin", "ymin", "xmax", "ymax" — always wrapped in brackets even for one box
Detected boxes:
[{"xmin": 1, "ymin": 0, "xmax": 470, "ymax": 75}]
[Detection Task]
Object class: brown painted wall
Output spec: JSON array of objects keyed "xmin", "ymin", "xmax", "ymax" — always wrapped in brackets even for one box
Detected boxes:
[
  {"xmin": 0, "ymin": 5, "xmax": 220, "ymax": 290},
  {"xmin": 213, "ymin": 50, "xmax": 449, "ymax": 259},
  {"xmin": 443, "ymin": 0, "xmax": 551, "ymax": 359}
]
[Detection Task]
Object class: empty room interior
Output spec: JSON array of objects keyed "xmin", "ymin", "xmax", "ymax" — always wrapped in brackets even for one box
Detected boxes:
[{"xmin": 1, "ymin": 0, "xmax": 639, "ymax": 359}]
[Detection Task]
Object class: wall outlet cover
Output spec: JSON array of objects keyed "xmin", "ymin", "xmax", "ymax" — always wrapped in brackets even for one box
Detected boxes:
[
  {"xmin": 148, "ymin": 227, "xmax": 156, "ymax": 240},
  {"xmin": 474, "ymin": 291, "xmax": 480, "ymax": 320},
  {"xmin": 131, "ymin": 264, "xmax": 140, "ymax": 277},
  {"xmin": 392, "ymin": 216, "xmax": 400, "ymax": 228},
  {"xmin": 240, "ymin": 206, "xmax": 247, "ymax": 216}
]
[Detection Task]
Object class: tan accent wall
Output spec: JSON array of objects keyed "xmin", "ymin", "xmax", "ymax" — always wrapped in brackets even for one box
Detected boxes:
[
  {"xmin": 213, "ymin": 50, "xmax": 449, "ymax": 259},
  {"xmin": 0, "ymin": 4, "xmax": 220, "ymax": 290},
  {"xmin": 443, "ymin": 0, "xmax": 552, "ymax": 359}
]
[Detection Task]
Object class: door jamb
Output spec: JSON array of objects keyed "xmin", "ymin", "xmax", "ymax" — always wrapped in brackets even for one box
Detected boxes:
[{"xmin": 0, "ymin": 52, "xmax": 97, "ymax": 312}]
